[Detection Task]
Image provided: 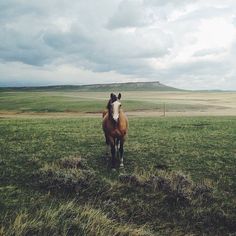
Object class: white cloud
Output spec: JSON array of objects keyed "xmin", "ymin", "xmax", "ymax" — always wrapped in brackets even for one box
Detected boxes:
[
  {"xmin": 0, "ymin": 61, "xmax": 141, "ymax": 87},
  {"xmin": 0, "ymin": 0, "xmax": 236, "ymax": 89}
]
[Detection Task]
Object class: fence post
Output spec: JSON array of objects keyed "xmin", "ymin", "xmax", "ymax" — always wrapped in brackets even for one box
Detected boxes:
[{"xmin": 163, "ymin": 103, "xmax": 166, "ymax": 117}]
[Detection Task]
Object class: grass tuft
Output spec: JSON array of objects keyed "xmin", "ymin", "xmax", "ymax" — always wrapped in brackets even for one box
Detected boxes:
[
  {"xmin": 59, "ymin": 155, "xmax": 89, "ymax": 170},
  {"xmin": 0, "ymin": 201, "xmax": 152, "ymax": 236},
  {"xmin": 35, "ymin": 157, "xmax": 109, "ymax": 198}
]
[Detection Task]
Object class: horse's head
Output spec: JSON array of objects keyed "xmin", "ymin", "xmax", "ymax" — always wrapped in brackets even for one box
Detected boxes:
[{"xmin": 108, "ymin": 93, "xmax": 122, "ymax": 123}]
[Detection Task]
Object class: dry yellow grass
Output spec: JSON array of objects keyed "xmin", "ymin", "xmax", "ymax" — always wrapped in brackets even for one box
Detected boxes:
[{"xmin": 0, "ymin": 91, "xmax": 235, "ymax": 118}]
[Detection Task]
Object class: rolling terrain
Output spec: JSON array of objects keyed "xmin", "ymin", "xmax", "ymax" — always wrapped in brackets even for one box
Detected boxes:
[
  {"xmin": 0, "ymin": 83, "xmax": 236, "ymax": 235},
  {"xmin": 0, "ymin": 82, "xmax": 235, "ymax": 117}
]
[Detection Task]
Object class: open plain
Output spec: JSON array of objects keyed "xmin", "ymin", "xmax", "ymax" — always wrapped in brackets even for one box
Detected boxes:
[
  {"xmin": 0, "ymin": 90, "xmax": 235, "ymax": 117},
  {"xmin": 0, "ymin": 89, "xmax": 236, "ymax": 235}
]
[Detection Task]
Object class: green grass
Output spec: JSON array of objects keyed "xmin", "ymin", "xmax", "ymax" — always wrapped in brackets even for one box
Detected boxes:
[
  {"xmin": 1, "ymin": 201, "xmax": 151, "ymax": 236},
  {"xmin": 0, "ymin": 91, "xmax": 213, "ymax": 113},
  {"xmin": 0, "ymin": 91, "xmax": 158, "ymax": 112},
  {"xmin": 0, "ymin": 116, "xmax": 236, "ymax": 235}
]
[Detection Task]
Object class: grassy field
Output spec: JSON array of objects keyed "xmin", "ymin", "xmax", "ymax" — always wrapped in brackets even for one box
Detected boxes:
[
  {"xmin": 0, "ymin": 88, "xmax": 236, "ymax": 235},
  {"xmin": 0, "ymin": 90, "xmax": 235, "ymax": 116},
  {"xmin": 0, "ymin": 116, "xmax": 236, "ymax": 235}
]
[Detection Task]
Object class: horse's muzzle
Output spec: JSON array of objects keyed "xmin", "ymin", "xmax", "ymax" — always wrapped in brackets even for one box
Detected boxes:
[
  {"xmin": 113, "ymin": 118, "xmax": 119, "ymax": 123},
  {"xmin": 112, "ymin": 115, "xmax": 119, "ymax": 123}
]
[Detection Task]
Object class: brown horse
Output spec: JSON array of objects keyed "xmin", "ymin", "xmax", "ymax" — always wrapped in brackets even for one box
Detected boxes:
[{"xmin": 102, "ymin": 93, "xmax": 128, "ymax": 169}]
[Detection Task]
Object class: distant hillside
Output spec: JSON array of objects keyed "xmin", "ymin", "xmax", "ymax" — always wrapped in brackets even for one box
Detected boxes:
[{"xmin": 0, "ymin": 81, "xmax": 182, "ymax": 92}]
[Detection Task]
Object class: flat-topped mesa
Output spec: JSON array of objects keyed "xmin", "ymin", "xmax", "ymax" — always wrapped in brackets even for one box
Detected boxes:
[{"xmin": 0, "ymin": 81, "xmax": 182, "ymax": 92}]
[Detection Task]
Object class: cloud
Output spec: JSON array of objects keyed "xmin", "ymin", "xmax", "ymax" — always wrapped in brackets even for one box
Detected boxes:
[
  {"xmin": 107, "ymin": 0, "xmax": 148, "ymax": 29},
  {"xmin": 193, "ymin": 48, "xmax": 226, "ymax": 57},
  {"xmin": 0, "ymin": 0, "xmax": 236, "ymax": 89},
  {"xmin": 144, "ymin": 0, "xmax": 190, "ymax": 7},
  {"xmin": 0, "ymin": 61, "xmax": 144, "ymax": 87}
]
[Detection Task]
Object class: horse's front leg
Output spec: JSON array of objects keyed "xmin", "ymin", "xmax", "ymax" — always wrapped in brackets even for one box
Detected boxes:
[
  {"xmin": 109, "ymin": 138, "xmax": 116, "ymax": 170},
  {"xmin": 116, "ymin": 139, "xmax": 120, "ymax": 158},
  {"xmin": 119, "ymin": 138, "xmax": 124, "ymax": 168},
  {"xmin": 105, "ymin": 134, "xmax": 110, "ymax": 156}
]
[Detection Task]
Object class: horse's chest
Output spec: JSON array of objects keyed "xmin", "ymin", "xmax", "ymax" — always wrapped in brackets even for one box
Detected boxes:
[{"xmin": 111, "ymin": 128, "xmax": 126, "ymax": 138}]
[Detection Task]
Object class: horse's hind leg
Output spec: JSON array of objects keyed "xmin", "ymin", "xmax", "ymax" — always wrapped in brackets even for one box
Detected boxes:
[{"xmin": 119, "ymin": 139, "xmax": 124, "ymax": 168}]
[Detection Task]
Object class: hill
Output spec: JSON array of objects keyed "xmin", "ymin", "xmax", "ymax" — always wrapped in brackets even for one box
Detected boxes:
[{"xmin": 0, "ymin": 81, "xmax": 182, "ymax": 92}]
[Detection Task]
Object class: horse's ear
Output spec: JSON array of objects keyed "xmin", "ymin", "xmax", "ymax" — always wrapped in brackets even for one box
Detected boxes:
[
  {"xmin": 110, "ymin": 93, "xmax": 114, "ymax": 99},
  {"xmin": 118, "ymin": 93, "xmax": 121, "ymax": 100}
]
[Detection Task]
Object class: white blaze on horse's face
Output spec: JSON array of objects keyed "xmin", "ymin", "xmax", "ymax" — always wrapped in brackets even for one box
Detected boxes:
[{"xmin": 112, "ymin": 100, "xmax": 121, "ymax": 123}]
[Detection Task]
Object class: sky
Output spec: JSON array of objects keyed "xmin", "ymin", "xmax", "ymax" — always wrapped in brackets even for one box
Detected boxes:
[{"xmin": 0, "ymin": 0, "xmax": 236, "ymax": 90}]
